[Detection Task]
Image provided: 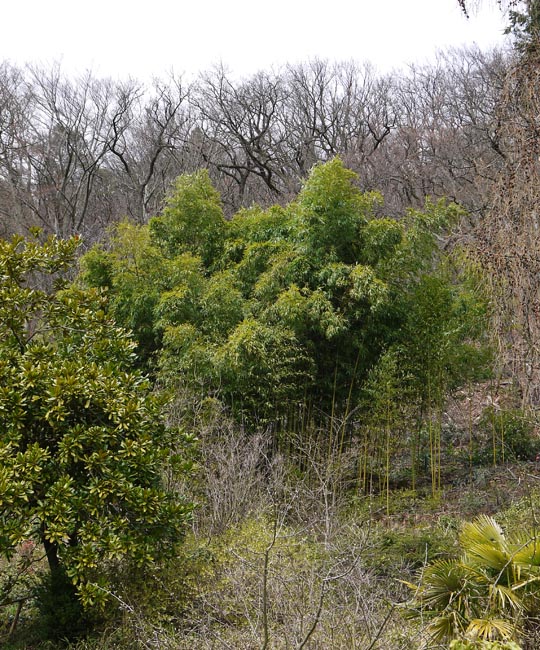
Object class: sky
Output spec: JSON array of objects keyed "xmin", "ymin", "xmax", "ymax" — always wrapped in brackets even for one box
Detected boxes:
[{"xmin": 1, "ymin": 0, "xmax": 509, "ymax": 80}]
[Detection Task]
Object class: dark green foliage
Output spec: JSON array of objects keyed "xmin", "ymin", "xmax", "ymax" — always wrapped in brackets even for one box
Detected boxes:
[
  {"xmin": 506, "ymin": 0, "xmax": 540, "ymax": 52},
  {"xmin": 0, "ymin": 233, "xmax": 193, "ymax": 615},
  {"xmin": 217, "ymin": 318, "xmax": 314, "ymax": 418},
  {"xmin": 34, "ymin": 567, "xmax": 91, "ymax": 642}
]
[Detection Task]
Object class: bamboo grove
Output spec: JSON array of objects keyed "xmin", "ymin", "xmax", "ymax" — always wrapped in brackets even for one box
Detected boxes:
[{"xmin": 80, "ymin": 158, "xmax": 492, "ymax": 500}]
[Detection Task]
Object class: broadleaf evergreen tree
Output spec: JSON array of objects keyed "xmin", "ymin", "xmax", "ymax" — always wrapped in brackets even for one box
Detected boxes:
[{"xmin": 0, "ymin": 234, "xmax": 193, "ymax": 619}]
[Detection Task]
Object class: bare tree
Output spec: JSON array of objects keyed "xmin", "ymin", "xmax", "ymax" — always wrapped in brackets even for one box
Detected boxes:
[
  {"xmin": 0, "ymin": 62, "xmax": 34, "ymax": 236},
  {"xmin": 191, "ymin": 66, "xmax": 289, "ymax": 213},
  {"xmin": 469, "ymin": 41, "xmax": 540, "ymax": 405},
  {"xmin": 108, "ymin": 75, "xmax": 193, "ymax": 223},
  {"xmin": 32, "ymin": 65, "xmax": 140, "ymax": 238},
  {"xmin": 0, "ymin": 50, "xmax": 516, "ymax": 243},
  {"xmin": 283, "ymin": 60, "xmax": 395, "ymax": 185},
  {"xmin": 375, "ymin": 46, "xmax": 509, "ymax": 218},
  {"xmin": 0, "ymin": 63, "xmax": 142, "ymax": 240}
]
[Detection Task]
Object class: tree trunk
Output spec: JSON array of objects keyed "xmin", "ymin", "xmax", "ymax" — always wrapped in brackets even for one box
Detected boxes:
[{"xmin": 42, "ymin": 528, "xmax": 60, "ymax": 573}]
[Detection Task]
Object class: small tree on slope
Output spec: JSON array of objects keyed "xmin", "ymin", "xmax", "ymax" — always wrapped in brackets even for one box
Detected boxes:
[{"xmin": 0, "ymin": 233, "xmax": 192, "ymax": 618}]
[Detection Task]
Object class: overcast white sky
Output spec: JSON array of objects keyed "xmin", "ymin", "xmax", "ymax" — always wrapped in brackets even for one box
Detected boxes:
[{"xmin": 2, "ymin": 0, "xmax": 509, "ymax": 80}]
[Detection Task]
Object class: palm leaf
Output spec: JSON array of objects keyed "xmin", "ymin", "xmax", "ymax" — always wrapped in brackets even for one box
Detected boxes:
[
  {"xmin": 465, "ymin": 543, "xmax": 511, "ymax": 572},
  {"xmin": 406, "ymin": 516, "xmax": 540, "ymax": 645},
  {"xmin": 461, "ymin": 516, "xmax": 507, "ymax": 553},
  {"xmin": 427, "ymin": 610, "xmax": 467, "ymax": 642},
  {"xmin": 489, "ymin": 583, "xmax": 524, "ymax": 613},
  {"xmin": 512, "ymin": 537, "xmax": 540, "ymax": 568},
  {"xmin": 465, "ymin": 616, "xmax": 515, "ymax": 641},
  {"xmin": 512, "ymin": 574, "xmax": 540, "ymax": 591},
  {"xmin": 418, "ymin": 559, "xmax": 469, "ymax": 610}
]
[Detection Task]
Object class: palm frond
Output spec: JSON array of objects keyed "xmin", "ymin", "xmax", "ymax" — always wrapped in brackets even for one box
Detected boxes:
[
  {"xmin": 461, "ymin": 516, "xmax": 507, "ymax": 553},
  {"xmin": 512, "ymin": 537, "xmax": 540, "ymax": 567},
  {"xmin": 427, "ymin": 610, "xmax": 467, "ymax": 642},
  {"xmin": 407, "ymin": 515, "xmax": 540, "ymax": 645},
  {"xmin": 465, "ymin": 542, "xmax": 511, "ymax": 572},
  {"xmin": 489, "ymin": 583, "xmax": 524, "ymax": 612},
  {"xmin": 418, "ymin": 559, "xmax": 469, "ymax": 610},
  {"xmin": 512, "ymin": 574, "xmax": 540, "ymax": 591},
  {"xmin": 465, "ymin": 616, "xmax": 516, "ymax": 641}
]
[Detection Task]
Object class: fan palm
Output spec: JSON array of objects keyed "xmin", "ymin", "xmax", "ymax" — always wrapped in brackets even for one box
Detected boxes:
[{"xmin": 406, "ymin": 515, "xmax": 540, "ymax": 646}]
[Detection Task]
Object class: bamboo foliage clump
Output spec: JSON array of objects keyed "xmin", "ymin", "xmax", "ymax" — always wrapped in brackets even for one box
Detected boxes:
[{"xmin": 81, "ymin": 158, "xmax": 491, "ymax": 493}]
